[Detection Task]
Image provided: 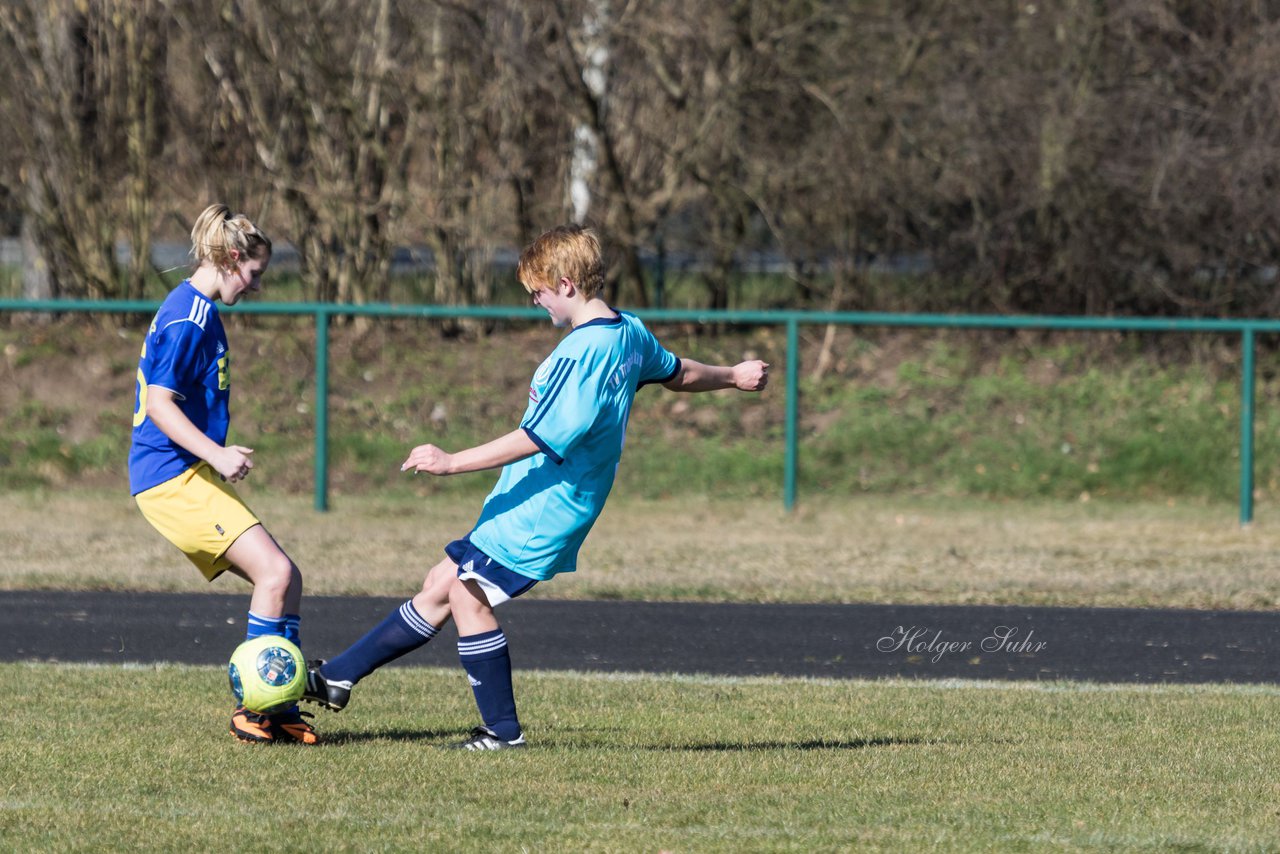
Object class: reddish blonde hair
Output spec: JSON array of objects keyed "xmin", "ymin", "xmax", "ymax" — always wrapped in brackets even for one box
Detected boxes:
[{"xmin": 516, "ymin": 225, "xmax": 604, "ymax": 298}]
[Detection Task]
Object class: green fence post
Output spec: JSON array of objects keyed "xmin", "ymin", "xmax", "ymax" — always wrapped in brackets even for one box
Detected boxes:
[
  {"xmin": 314, "ymin": 308, "xmax": 330, "ymax": 512},
  {"xmin": 784, "ymin": 318, "xmax": 799, "ymax": 512},
  {"xmin": 1240, "ymin": 327, "xmax": 1256, "ymax": 526}
]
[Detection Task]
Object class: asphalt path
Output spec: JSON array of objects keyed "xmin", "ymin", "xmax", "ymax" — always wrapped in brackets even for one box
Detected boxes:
[{"xmin": 1, "ymin": 590, "xmax": 1276, "ymax": 684}]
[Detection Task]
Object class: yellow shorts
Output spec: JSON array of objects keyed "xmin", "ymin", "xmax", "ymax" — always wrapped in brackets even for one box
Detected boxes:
[{"xmin": 135, "ymin": 462, "xmax": 261, "ymax": 581}]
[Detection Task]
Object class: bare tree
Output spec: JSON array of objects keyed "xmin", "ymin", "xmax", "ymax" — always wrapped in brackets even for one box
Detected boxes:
[
  {"xmin": 406, "ymin": 2, "xmax": 526, "ymax": 314},
  {"xmin": 0, "ymin": 0, "xmax": 167, "ymax": 300},
  {"xmin": 872, "ymin": 0, "xmax": 1280, "ymax": 316},
  {"xmin": 637, "ymin": 0, "xmax": 755, "ymax": 312},
  {"xmin": 3, "ymin": 0, "xmax": 1279, "ymax": 319},
  {"xmin": 547, "ymin": 0, "xmax": 662, "ymax": 305},
  {"xmin": 172, "ymin": 0, "xmax": 417, "ymax": 304}
]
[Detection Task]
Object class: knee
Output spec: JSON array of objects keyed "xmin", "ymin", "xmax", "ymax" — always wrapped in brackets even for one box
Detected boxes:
[
  {"xmin": 447, "ymin": 577, "xmax": 488, "ymax": 617},
  {"xmin": 420, "ymin": 562, "xmax": 452, "ymax": 598},
  {"xmin": 446, "ymin": 577, "xmax": 466, "ymax": 607},
  {"xmin": 258, "ymin": 552, "xmax": 299, "ymax": 595}
]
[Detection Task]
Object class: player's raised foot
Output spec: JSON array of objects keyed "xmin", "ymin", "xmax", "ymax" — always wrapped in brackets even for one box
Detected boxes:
[
  {"xmin": 446, "ymin": 726, "xmax": 527, "ymax": 751},
  {"xmin": 301, "ymin": 660, "xmax": 352, "ymax": 712},
  {"xmin": 269, "ymin": 706, "xmax": 319, "ymax": 745},
  {"xmin": 230, "ymin": 705, "xmax": 274, "ymax": 744}
]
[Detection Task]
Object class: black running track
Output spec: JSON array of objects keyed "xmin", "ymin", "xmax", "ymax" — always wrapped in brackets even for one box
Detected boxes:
[{"xmin": 1, "ymin": 590, "xmax": 1277, "ymax": 684}]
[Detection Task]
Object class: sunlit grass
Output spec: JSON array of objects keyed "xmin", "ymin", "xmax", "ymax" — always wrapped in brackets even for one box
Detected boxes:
[{"xmin": 1, "ymin": 664, "xmax": 1277, "ymax": 852}]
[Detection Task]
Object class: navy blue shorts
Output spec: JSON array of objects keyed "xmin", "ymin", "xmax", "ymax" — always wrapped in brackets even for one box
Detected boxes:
[{"xmin": 444, "ymin": 536, "xmax": 538, "ymax": 607}]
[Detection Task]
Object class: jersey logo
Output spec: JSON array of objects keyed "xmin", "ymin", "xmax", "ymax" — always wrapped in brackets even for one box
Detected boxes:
[
  {"xmin": 533, "ymin": 359, "xmax": 553, "ymax": 386},
  {"xmin": 526, "ymin": 358, "xmax": 574, "ymax": 429},
  {"xmin": 530, "ymin": 358, "xmax": 554, "ymax": 401}
]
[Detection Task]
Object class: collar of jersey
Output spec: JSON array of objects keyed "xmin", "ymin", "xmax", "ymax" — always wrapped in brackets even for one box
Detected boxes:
[
  {"xmin": 179, "ymin": 279, "xmax": 214, "ymax": 304},
  {"xmin": 570, "ymin": 310, "xmax": 623, "ymax": 333}
]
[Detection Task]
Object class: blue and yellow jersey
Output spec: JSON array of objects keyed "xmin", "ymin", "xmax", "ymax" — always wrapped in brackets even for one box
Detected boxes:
[
  {"xmin": 128, "ymin": 281, "xmax": 231, "ymax": 495},
  {"xmin": 469, "ymin": 311, "xmax": 680, "ymax": 580}
]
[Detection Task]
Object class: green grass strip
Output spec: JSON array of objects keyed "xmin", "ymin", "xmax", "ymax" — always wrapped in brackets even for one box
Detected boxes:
[{"xmin": 2, "ymin": 663, "xmax": 1277, "ymax": 852}]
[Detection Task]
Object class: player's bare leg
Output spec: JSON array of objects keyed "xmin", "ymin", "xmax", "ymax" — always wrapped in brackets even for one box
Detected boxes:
[
  {"xmin": 223, "ymin": 525, "xmax": 316, "ymax": 743},
  {"xmin": 449, "ymin": 576, "xmax": 524, "ymax": 749},
  {"xmin": 224, "ymin": 524, "xmax": 302, "ymax": 618},
  {"xmin": 410, "ymin": 557, "xmax": 461, "ymax": 628},
  {"xmin": 449, "ymin": 576, "xmax": 499, "ymax": 635}
]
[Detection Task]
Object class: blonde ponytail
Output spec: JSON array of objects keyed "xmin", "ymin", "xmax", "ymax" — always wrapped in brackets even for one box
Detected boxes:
[{"xmin": 190, "ymin": 203, "xmax": 272, "ymax": 270}]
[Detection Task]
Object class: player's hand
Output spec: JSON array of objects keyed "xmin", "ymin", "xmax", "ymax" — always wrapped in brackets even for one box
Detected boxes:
[
  {"xmin": 401, "ymin": 443, "xmax": 454, "ymax": 476},
  {"xmin": 733, "ymin": 360, "xmax": 769, "ymax": 392},
  {"xmin": 214, "ymin": 445, "xmax": 255, "ymax": 483}
]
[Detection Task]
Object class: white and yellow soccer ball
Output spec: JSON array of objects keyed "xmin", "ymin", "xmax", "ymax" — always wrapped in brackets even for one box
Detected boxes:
[{"xmin": 227, "ymin": 635, "xmax": 306, "ymax": 714}]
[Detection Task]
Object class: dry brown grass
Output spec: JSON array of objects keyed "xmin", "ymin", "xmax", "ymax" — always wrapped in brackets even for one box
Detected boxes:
[{"xmin": 4, "ymin": 489, "xmax": 1280, "ymax": 609}]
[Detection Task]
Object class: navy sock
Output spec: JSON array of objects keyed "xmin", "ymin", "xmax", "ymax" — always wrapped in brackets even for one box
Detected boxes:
[
  {"xmin": 322, "ymin": 600, "xmax": 439, "ymax": 685},
  {"xmin": 458, "ymin": 629, "xmax": 521, "ymax": 741},
  {"xmin": 246, "ymin": 611, "xmax": 287, "ymax": 641}
]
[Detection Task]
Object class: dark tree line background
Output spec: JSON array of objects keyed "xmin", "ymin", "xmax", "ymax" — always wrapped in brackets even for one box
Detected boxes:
[{"xmin": 2, "ymin": 0, "xmax": 1279, "ymax": 316}]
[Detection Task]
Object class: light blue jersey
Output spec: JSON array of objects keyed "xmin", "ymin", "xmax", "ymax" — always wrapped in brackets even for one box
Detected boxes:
[{"xmin": 468, "ymin": 312, "xmax": 679, "ymax": 580}]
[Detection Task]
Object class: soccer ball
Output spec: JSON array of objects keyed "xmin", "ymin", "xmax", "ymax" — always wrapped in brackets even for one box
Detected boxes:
[{"xmin": 227, "ymin": 635, "xmax": 305, "ymax": 714}]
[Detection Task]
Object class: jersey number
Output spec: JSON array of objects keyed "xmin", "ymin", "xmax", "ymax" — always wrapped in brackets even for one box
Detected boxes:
[
  {"xmin": 132, "ymin": 342, "xmax": 229, "ymax": 426},
  {"xmin": 132, "ymin": 341, "xmax": 149, "ymax": 427}
]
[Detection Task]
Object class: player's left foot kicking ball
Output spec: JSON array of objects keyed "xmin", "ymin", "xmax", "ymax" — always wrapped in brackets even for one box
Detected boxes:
[{"xmin": 301, "ymin": 660, "xmax": 352, "ymax": 712}]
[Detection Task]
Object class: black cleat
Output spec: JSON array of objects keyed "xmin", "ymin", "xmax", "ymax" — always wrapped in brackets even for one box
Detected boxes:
[
  {"xmin": 446, "ymin": 726, "xmax": 527, "ymax": 751},
  {"xmin": 300, "ymin": 660, "xmax": 352, "ymax": 712}
]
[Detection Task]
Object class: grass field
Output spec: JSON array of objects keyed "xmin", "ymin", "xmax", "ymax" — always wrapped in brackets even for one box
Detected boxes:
[
  {"xmin": 4, "ymin": 490, "xmax": 1280, "ymax": 610},
  {"xmin": 2, "ymin": 664, "xmax": 1278, "ymax": 852},
  {"xmin": 6, "ymin": 493, "xmax": 1279, "ymax": 849},
  {"xmin": 7, "ymin": 312, "xmax": 1280, "ymax": 850}
]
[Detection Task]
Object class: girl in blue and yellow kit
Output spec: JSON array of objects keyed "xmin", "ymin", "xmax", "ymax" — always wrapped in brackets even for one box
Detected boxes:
[{"xmin": 129, "ymin": 203, "xmax": 317, "ymax": 745}]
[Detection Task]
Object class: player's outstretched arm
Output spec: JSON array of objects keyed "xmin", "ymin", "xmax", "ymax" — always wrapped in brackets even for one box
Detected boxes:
[
  {"xmin": 401, "ymin": 428, "xmax": 540, "ymax": 476},
  {"xmin": 663, "ymin": 358, "xmax": 769, "ymax": 394}
]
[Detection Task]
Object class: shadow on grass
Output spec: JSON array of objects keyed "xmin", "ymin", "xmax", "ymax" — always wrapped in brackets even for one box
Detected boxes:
[
  {"xmin": 650, "ymin": 736, "xmax": 936, "ymax": 752},
  {"xmin": 314, "ymin": 729, "xmax": 936, "ymax": 751},
  {"xmin": 317, "ymin": 728, "xmax": 465, "ymax": 746}
]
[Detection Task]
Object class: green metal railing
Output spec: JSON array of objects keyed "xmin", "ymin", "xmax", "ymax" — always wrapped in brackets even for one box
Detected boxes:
[{"xmin": 3, "ymin": 298, "xmax": 1275, "ymax": 524}]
